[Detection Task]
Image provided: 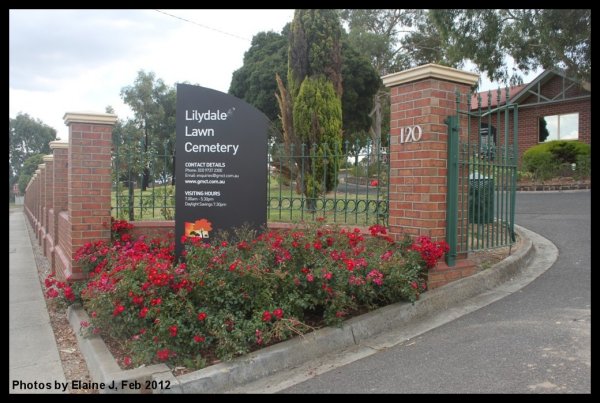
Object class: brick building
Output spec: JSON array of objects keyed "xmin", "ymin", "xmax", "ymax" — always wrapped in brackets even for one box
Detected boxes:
[{"xmin": 470, "ymin": 69, "xmax": 591, "ymax": 162}]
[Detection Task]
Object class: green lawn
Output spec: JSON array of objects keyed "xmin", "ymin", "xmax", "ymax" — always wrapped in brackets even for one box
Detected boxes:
[{"xmin": 111, "ymin": 176, "xmax": 388, "ymax": 226}]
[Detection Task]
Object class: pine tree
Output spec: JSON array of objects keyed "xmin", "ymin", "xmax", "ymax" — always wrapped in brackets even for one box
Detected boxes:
[{"xmin": 277, "ymin": 9, "xmax": 343, "ymax": 209}]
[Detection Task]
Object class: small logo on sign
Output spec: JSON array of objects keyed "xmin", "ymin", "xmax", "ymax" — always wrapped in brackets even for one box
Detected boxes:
[{"xmin": 184, "ymin": 219, "xmax": 213, "ymax": 239}]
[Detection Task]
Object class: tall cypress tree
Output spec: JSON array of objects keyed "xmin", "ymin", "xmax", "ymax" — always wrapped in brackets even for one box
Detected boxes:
[{"xmin": 277, "ymin": 9, "xmax": 343, "ymax": 209}]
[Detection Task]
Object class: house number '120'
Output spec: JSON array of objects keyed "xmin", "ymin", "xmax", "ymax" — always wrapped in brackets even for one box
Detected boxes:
[{"xmin": 400, "ymin": 125, "xmax": 422, "ymax": 143}]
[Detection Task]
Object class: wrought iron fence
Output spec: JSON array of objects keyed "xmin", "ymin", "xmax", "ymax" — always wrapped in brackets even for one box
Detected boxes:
[
  {"xmin": 268, "ymin": 138, "xmax": 389, "ymax": 226},
  {"xmin": 112, "ymin": 136, "xmax": 176, "ymax": 221},
  {"xmin": 446, "ymin": 88, "xmax": 518, "ymax": 265},
  {"xmin": 112, "ymin": 135, "xmax": 389, "ymax": 226}
]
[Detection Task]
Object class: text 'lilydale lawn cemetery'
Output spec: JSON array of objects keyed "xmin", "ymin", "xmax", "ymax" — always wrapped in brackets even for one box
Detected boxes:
[{"xmin": 183, "ymin": 109, "xmax": 239, "ymax": 155}]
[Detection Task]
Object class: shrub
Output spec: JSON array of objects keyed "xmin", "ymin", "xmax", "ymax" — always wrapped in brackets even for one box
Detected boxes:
[
  {"xmin": 72, "ymin": 222, "xmax": 447, "ymax": 369},
  {"xmin": 546, "ymin": 141, "xmax": 590, "ymax": 164},
  {"xmin": 522, "ymin": 151, "xmax": 559, "ymax": 181},
  {"xmin": 575, "ymin": 154, "xmax": 591, "ymax": 179},
  {"xmin": 522, "ymin": 140, "xmax": 590, "ymax": 180}
]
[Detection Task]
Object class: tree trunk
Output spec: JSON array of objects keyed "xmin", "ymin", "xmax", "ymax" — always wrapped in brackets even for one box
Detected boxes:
[
  {"xmin": 275, "ymin": 73, "xmax": 306, "ymax": 195},
  {"xmin": 128, "ymin": 176, "xmax": 134, "ymax": 221},
  {"xmin": 368, "ymin": 90, "xmax": 384, "ymax": 160}
]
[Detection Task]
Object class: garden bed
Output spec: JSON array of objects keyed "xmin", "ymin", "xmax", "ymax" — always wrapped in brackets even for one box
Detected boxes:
[{"xmin": 46, "ymin": 220, "xmax": 447, "ymax": 375}]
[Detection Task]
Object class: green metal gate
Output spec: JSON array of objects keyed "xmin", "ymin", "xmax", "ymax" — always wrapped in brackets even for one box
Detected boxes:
[{"xmin": 446, "ymin": 88, "xmax": 518, "ymax": 266}]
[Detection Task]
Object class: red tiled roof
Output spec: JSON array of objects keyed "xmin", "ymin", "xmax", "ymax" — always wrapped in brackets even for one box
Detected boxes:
[{"xmin": 470, "ymin": 84, "xmax": 526, "ymax": 110}]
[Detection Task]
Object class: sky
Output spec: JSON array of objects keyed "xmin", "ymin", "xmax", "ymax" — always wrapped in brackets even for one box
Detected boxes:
[
  {"xmin": 9, "ymin": 9, "xmax": 541, "ymax": 142},
  {"xmin": 9, "ymin": 9, "xmax": 295, "ymax": 141}
]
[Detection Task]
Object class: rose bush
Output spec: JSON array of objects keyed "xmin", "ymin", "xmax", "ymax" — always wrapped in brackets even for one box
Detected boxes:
[{"xmin": 51, "ymin": 221, "xmax": 448, "ymax": 369}]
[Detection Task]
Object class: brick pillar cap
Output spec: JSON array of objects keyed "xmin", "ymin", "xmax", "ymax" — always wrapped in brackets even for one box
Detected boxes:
[
  {"xmin": 49, "ymin": 141, "xmax": 69, "ymax": 149},
  {"xmin": 382, "ymin": 63, "xmax": 479, "ymax": 87},
  {"xmin": 43, "ymin": 155, "xmax": 54, "ymax": 162},
  {"xmin": 63, "ymin": 112, "xmax": 117, "ymax": 126}
]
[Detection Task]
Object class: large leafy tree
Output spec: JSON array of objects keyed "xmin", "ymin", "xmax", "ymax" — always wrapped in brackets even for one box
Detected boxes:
[
  {"xmin": 341, "ymin": 9, "xmax": 591, "ymax": 146},
  {"xmin": 340, "ymin": 10, "xmax": 420, "ymax": 149},
  {"xmin": 9, "ymin": 113, "xmax": 57, "ymax": 196},
  {"xmin": 230, "ymin": 24, "xmax": 379, "ymax": 148},
  {"xmin": 341, "ymin": 9, "xmax": 417, "ymax": 76},
  {"xmin": 276, "ymin": 10, "xmax": 344, "ymax": 208},
  {"xmin": 120, "ymin": 70, "xmax": 175, "ymax": 191},
  {"xmin": 343, "ymin": 9, "xmax": 591, "ymax": 84},
  {"xmin": 230, "ymin": 28, "xmax": 290, "ymax": 127},
  {"xmin": 17, "ymin": 153, "xmax": 45, "ymax": 194},
  {"xmin": 426, "ymin": 9, "xmax": 591, "ymax": 84}
]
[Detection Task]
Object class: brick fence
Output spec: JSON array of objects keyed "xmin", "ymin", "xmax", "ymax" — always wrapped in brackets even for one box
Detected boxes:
[
  {"xmin": 24, "ymin": 112, "xmax": 116, "ymax": 281},
  {"xmin": 24, "ymin": 64, "xmax": 488, "ymax": 288}
]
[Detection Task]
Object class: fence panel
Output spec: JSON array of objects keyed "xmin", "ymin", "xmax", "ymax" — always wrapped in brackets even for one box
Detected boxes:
[
  {"xmin": 112, "ymin": 135, "xmax": 389, "ymax": 226},
  {"xmin": 447, "ymin": 88, "xmax": 518, "ymax": 262}
]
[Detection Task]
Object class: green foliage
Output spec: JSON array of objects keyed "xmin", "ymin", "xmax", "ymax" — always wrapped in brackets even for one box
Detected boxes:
[
  {"xmin": 273, "ymin": 10, "xmax": 345, "ymax": 204},
  {"xmin": 547, "ymin": 141, "xmax": 590, "ymax": 164},
  {"xmin": 17, "ymin": 153, "xmax": 46, "ymax": 194},
  {"xmin": 575, "ymin": 154, "xmax": 591, "ymax": 180},
  {"xmin": 112, "ymin": 184, "xmax": 175, "ymax": 221},
  {"xmin": 230, "ymin": 24, "xmax": 379, "ymax": 145},
  {"xmin": 293, "ymin": 77, "xmax": 342, "ymax": 199},
  {"xmin": 341, "ymin": 9, "xmax": 417, "ymax": 75},
  {"xmin": 428, "ymin": 9, "xmax": 591, "ymax": 84},
  {"xmin": 72, "ymin": 223, "xmax": 438, "ymax": 369},
  {"xmin": 343, "ymin": 9, "xmax": 591, "ymax": 85},
  {"xmin": 229, "ymin": 29, "xmax": 290, "ymax": 127},
  {"xmin": 522, "ymin": 140, "xmax": 590, "ymax": 181},
  {"xmin": 523, "ymin": 140, "xmax": 590, "ymax": 165},
  {"xmin": 340, "ymin": 39, "xmax": 381, "ymax": 143},
  {"xmin": 522, "ymin": 151, "xmax": 558, "ymax": 181},
  {"xmin": 289, "ymin": 10, "xmax": 343, "ymax": 99},
  {"xmin": 119, "ymin": 71, "xmax": 176, "ymax": 191},
  {"xmin": 9, "ymin": 113, "xmax": 57, "ymax": 194}
]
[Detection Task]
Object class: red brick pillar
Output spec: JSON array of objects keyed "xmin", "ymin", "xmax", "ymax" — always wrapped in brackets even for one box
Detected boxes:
[
  {"xmin": 25, "ymin": 176, "xmax": 32, "ymax": 223},
  {"xmin": 34, "ymin": 169, "xmax": 42, "ymax": 238},
  {"xmin": 383, "ymin": 64, "xmax": 478, "ymax": 243},
  {"xmin": 63, "ymin": 112, "xmax": 116, "ymax": 280},
  {"xmin": 26, "ymin": 176, "xmax": 35, "ymax": 224},
  {"xmin": 49, "ymin": 142, "xmax": 69, "ymax": 274},
  {"xmin": 43, "ymin": 155, "xmax": 54, "ymax": 257},
  {"xmin": 25, "ymin": 173, "xmax": 35, "ymax": 224},
  {"xmin": 383, "ymin": 64, "xmax": 479, "ymax": 289},
  {"xmin": 38, "ymin": 163, "xmax": 47, "ymax": 246}
]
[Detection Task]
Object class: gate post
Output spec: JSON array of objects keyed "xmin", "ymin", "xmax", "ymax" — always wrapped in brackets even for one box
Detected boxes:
[
  {"xmin": 383, "ymin": 65, "xmax": 478, "ymax": 283},
  {"xmin": 383, "ymin": 64, "xmax": 478, "ymax": 244}
]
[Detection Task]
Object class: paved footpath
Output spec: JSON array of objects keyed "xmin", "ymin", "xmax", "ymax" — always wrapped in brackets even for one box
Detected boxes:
[{"xmin": 9, "ymin": 207, "xmax": 67, "ymax": 394}]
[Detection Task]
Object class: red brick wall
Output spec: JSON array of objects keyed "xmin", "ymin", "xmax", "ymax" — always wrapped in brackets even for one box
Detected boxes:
[
  {"xmin": 23, "ymin": 114, "xmax": 116, "ymax": 281},
  {"xmin": 128, "ymin": 221, "xmax": 175, "ymax": 240},
  {"xmin": 470, "ymin": 77, "xmax": 591, "ymax": 164},
  {"xmin": 42, "ymin": 158, "xmax": 53, "ymax": 256},
  {"xmin": 55, "ymin": 211, "xmax": 71, "ymax": 281},
  {"xmin": 46, "ymin": 209, "xmax": 56, "ymax": 271},
  {"xmin": 517, "ymin": 99, "xmax": 590, "ymax": 159}
]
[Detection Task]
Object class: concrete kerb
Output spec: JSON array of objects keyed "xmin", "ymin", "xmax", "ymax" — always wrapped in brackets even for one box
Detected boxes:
[
  {"xmin": 67, "ymin": 307, "xmax": 171, "ymax": 394},
  {"xmin": 69, "ymin": 224, "xmax": 545, "ymax": 394}
]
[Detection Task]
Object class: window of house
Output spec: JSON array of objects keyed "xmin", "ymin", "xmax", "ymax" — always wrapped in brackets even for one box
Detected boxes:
[{"xmin": 539, "ymin": 113, "xmax": 579, "ymax": 142}]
